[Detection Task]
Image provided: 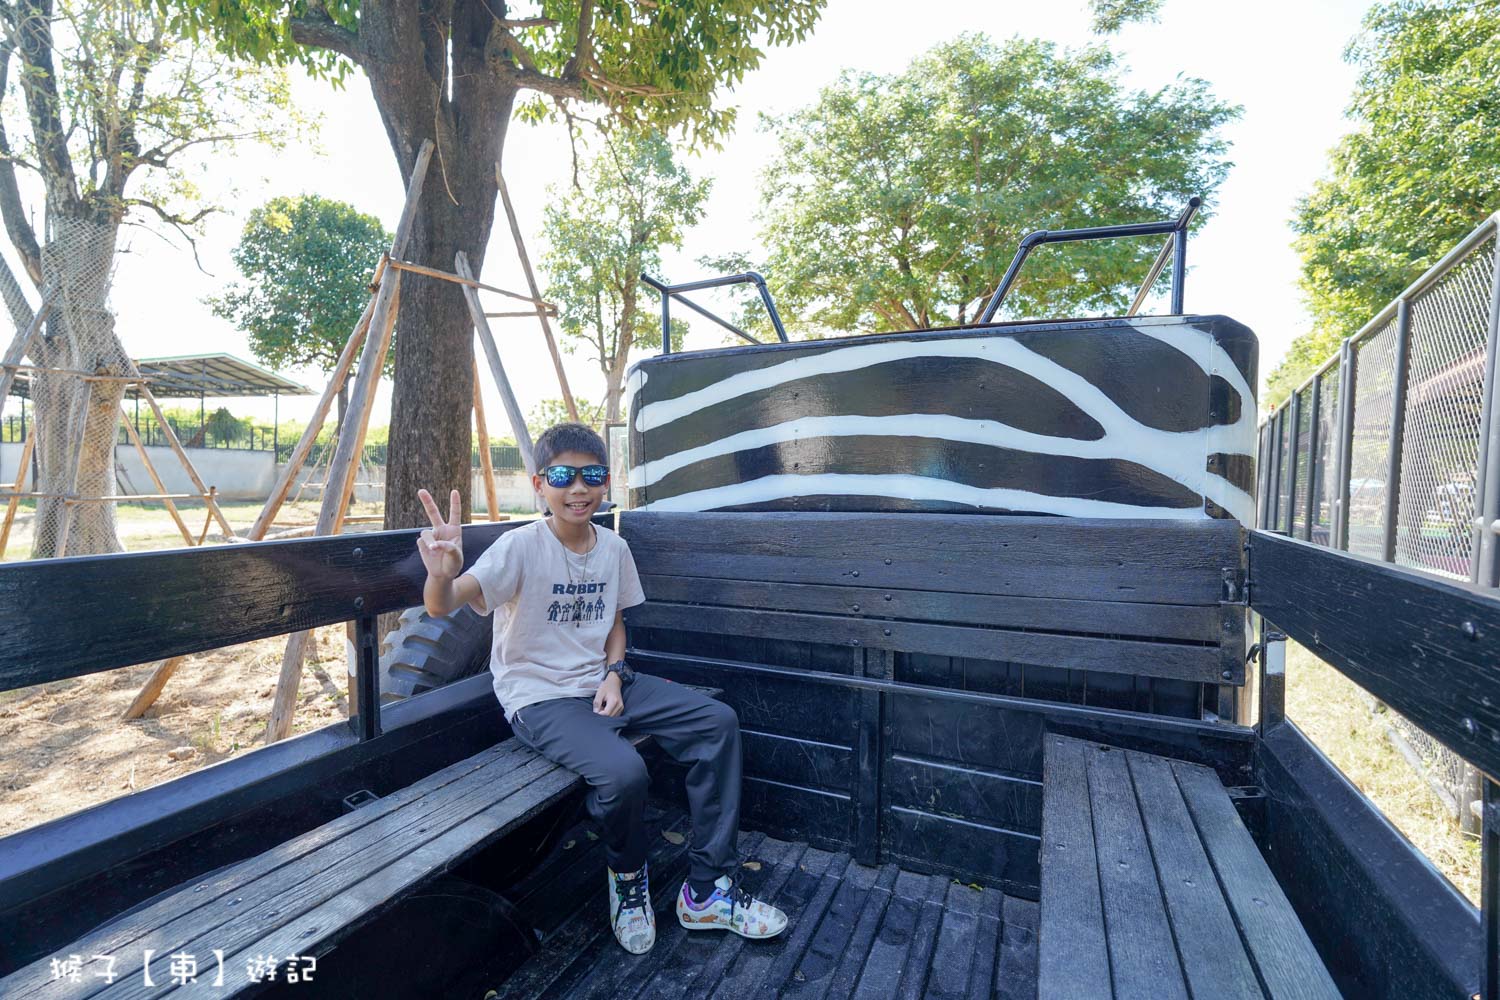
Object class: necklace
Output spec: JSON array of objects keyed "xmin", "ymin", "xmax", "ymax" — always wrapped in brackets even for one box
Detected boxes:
[{"xmin": 549, "ymin": 520, "xmax": 597, "ymax": 627}]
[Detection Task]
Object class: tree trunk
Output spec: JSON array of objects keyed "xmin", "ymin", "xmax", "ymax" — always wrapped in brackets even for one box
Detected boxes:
[
  {"xmin": 362, "ymin": 1, "xmax": 518, "ymax": 535},
  {"xmin": 29, "ymin": 215, "xmax": 133, "ymax": 558},
  {"xmin": 603, "ymin": 273, "xmax": 640, "ymax": 424}
]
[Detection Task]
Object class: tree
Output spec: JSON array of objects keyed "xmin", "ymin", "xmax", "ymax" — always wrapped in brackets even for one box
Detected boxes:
[
  {"xmin": 542, "ymin": 130, "xmax": 708, "ymax": 423},
  {"xmin": 755, "ymin": 34, "xmax": 1237, "ymax": 334},
  {"xmin": 1268, "ymin": 1, "xmax": 1500, "ymax": 407},
  {"xmin": 0, "ymin": 0, "xmax": 293, "ymax": 557},
  {"xmin": 209, "ymin": 195, "xmax": 392, "ymax": 433},
  {"xmin": 171, "ymin": 0, "xmax": 825, "ymax": 533},
  {"xmin": 1088, "ymin": 0, "xmax": 1164, "ymax": 34},
  {"xmin": 528, "ymin": 396, "xmax": 605, "ymax": 438}
]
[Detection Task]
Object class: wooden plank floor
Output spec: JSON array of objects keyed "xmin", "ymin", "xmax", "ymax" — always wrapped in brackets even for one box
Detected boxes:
[
  {"xmin": 1038, "ymin": 735, "xmax": 1340, "ymax": 1000},
  {"xmin": 492, "ymin": 798, "xmax": 1039, "ymax": 1000}
]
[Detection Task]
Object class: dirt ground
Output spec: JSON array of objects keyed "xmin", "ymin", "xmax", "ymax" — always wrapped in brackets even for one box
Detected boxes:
[{"xmin": 0, "ymin": 625, "xmax": 356, "ymax": 837}]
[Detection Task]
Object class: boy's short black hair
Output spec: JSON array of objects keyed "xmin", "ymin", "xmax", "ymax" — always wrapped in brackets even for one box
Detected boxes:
[{"xmin": 534, "ymin": 422, "xmax": 608, "ymax": 469}]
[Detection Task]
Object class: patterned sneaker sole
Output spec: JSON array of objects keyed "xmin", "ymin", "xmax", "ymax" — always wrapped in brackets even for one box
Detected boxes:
[{"xmin": 676, "ymin": 909, "xmax": 784, "ymax": 938}]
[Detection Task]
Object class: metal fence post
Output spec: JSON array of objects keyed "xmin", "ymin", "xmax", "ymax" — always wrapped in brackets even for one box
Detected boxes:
[
  {"xmin": 1334, "ymin": 340, "xmax": 1358, "ymax": 551},
  {"xmin": 1473, "ymin": 244, "xmax": 1500, "ymax": 587},
  {"xmin": 1259, "ymin": 628, "xmax": 1286, "ymax": 734},
  {"xmin": 1383, "ymin": 299, "xmax": 1414, "ymax": 563},
  {"xmin": 1484, "ymin": 778, "xmax": 1499, "ymax": 1000},
  {"xmin": 1303, "ymin": 375, "xmax": 1321, "ymax": 541},
  {"xmin": 1284, "ymin": 391, "xmax": 1302, "ymax": 535}
]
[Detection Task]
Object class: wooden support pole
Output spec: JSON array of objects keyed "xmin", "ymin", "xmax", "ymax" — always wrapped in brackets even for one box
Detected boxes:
[
  {"xmin": 473, "ymin": 359, "xmax": 499, "ymax": 521},
  {"xmin": 498, "ymin": 170, "xmax": 578, "ymax": 421},
  {"xmin": 266, "ymin": 138, "xmax": 434, "ymax": 746},
  {"xmin": 247, "ymin": 283, "xmax": 379, "ymax": 541},
  {"xmin": 119, "ymin": 404, "xmax": 195, "ymax": 545},
  {"xmin": 385, "ymin": 258, "xmax": 551, "ymax": 307},
  {"xmin": 139, "ymin": 386, "xmax": 235, "ymax": 540},
  {"xmin": 0, "ymin": 428, "xmax": 36, "ymax": 556},
  {"xmin": 198, "ymin": 487, "xmax": 217, "ymax": 545},
  {"xmin": 456, "ymin": 251, "xmax": 535, "ymax": 474},
  {"xmin": 55, "ymin": 384, "xmax": 94, "ymax": 558},
  {"xmin": 0, "ymin": 286, "xmax": 57, "ymax": 418},
  {"xmin": 332, "ymin": 283, "xmax": 400, "ymax": 536}
]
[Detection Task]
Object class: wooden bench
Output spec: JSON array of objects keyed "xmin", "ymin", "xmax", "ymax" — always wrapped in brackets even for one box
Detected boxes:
[
  {"xmin": 1038, "ymin": 734, "xmax": 1340, "ymax": 999},
  {"xmin": 1, "ymin": 686, "xmax": 719, "ymax": 999}
]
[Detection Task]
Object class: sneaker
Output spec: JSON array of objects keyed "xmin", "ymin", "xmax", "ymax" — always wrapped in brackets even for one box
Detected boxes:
[
  {"xmin": 675, "ymin": 870, "xmax": 787, "ymax": 939},
  {"xmin": 607, "ymin": 862, "xmax": 656, "ymax": 954}
]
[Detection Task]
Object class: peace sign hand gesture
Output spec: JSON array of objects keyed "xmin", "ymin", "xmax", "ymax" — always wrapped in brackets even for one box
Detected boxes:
[{"xmin": 416, "ymin": 488, "xmax": 464, "ymax": 581}]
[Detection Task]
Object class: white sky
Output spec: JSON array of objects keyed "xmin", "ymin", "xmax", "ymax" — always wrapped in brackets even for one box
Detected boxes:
[{"xmin": 18, "ymin": 0, "xmax": 1372, "ymax": 433}]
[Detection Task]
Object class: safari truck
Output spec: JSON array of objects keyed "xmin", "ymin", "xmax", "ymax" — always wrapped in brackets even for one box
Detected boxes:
[{"xmin": 0, "ymin": 206, "xmax": 1494, "ymax": 999}]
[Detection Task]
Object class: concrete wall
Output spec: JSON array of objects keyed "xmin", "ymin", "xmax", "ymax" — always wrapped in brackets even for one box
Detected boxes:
[{"xmin": 0, "ymin": 443, "xmax": 275, "ymax": 501}]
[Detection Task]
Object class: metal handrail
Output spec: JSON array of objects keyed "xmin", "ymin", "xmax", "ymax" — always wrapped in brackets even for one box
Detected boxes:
[
  {"xmin": 639, "ymin": 271, "xmax": 790, "ymax": 355},
  {"xmin": 979, "ymin": 197, "xmax": 1202, "ymax": 323}
]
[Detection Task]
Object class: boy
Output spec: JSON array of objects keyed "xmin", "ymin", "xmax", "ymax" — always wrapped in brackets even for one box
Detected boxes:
[{"xmin": 414, "ymin": 423, "xmax": 788, "ymax": 955}]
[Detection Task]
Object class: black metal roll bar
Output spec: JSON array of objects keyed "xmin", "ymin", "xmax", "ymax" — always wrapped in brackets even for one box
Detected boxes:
[
  {"xmin": 979, "ymin": 197, "xmax": 1202, "ymax": 323},
  {"xmin": 639, "ymin": 271, "xmax": 789, "ymax": 355}
]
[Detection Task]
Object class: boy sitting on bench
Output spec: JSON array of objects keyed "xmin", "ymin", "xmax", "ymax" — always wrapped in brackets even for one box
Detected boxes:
[{"xmin": 415, "ymin": 422, "xmax": 788, "ymax": 955}]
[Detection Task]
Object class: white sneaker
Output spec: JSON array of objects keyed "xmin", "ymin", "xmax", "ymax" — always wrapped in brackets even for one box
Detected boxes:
[
  {"xmin": 675, "ymin": 871, "xmax": 787, "ymax": 939},
  {"xmin": 607, "ymin": 861, "xmax": 656, "ymax": 954}
]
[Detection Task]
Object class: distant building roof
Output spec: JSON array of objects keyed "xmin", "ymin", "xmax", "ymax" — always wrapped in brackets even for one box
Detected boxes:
[{"xmin": 8, "ymin": 352, "xmax": 315, "ymax": 400}]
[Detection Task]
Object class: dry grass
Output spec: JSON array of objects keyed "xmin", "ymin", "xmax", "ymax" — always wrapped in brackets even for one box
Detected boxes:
[{"xmin": 1285, "ymin": 640, "xmax": 1481, "ymax": 904}]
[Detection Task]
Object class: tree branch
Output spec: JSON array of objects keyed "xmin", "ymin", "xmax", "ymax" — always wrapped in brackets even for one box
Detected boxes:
[
  {"xmin": 289, "ymin": 13, "xmax": 364, "ymax": 65},
  {"xmin": 0, "ymin": 247, "xmax": 36, "ymax": 331},
  {"xmin": 125, "ymin": 198, "xmax": 217, "ymax": 274},
  {"xmin": 13, "ymin": 0, "xmax": 82, "ymax": 215},
  {"xmin": 0, "ymin": 37, "xmax": 40, "ymax": 284}
]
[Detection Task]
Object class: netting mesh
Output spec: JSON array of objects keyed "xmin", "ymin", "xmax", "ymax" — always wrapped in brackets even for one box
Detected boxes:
[
  {"xmin": 1310, "ymin": 368, "xmax": 1340, "ymax": 543},
  {"xmin": 1291, "ymin": 385, "xmax": 1313, "ymax": 537},
  {"xmin": 1347, "ymin": 318, "xmax": 1399, "ymax": 558},
  {"xmin": 1275, "ymin": 409, "xmax": 1292, "ymax": 530},
  {"xmin": 18, "ymin": 216, "xmax": 140, "ymax": 560},
  {"xmin": 1393, "ymin": 238, "xmax": 1495, "ymax": 580}
]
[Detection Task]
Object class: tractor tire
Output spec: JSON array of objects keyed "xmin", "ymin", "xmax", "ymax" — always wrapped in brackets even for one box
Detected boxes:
[{"xmin": 378, "ymin": 605, "xmax": 494, "ymax": 703}]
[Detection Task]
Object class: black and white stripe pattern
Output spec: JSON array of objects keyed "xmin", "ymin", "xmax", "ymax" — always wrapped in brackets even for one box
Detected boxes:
[{"xmin": 626, "ymin": 316, "xmax": 1258, "ymax": 522}]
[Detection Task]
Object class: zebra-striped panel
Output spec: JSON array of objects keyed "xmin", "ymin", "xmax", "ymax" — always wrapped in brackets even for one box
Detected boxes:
[{"xmin": 625, "ymin": 315, "xmax": 1258, "ymax": 522}]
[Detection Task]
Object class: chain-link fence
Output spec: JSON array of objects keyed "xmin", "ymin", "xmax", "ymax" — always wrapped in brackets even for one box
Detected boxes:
[{"xmin": 1256, "ymin": 216, "xmax": 1500, "ymax": 833}]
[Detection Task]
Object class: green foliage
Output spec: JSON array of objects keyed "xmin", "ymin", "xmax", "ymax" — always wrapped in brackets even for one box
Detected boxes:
[
  {"xmin": 1263, "ymin": 328, "xmax": 1341, "ymax": 410},
  {"xmin": 542, "ymin": 130, "xmax": 708, "ymax": 418},
  {"xmin": 209, "ymin": 195, "xmax": 391, "ymax": 377},
  {"xmin": 204, "ymin": 406, "xmax": 247, "ymax": 444},
  {"xmin": 1277, "ymin": 0, "xmax": 1500, "ymax": 401},
  {"xmin": 168, "ymin": 1, "xmax": 824, "ymax": 148},
  {"xmin": 529, "ymin": 397, "xmax": 606, "ymax": 438},
  {"xmin": 754, "ymin": 34, "xmax": 1238, "ymax": 334},
  {"xmin": 1089, "ymin": 0, "xmax": 1165, "ymax": 33}
]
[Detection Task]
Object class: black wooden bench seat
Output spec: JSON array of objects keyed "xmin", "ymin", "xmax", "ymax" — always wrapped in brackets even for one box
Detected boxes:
[
  {"xmin": 1038, "ymin": 734, "xmax": 1340, "ymax": 999},
  {"xmin": 2, "ymin": 686, "xmax": 720, "ymax": 999}
]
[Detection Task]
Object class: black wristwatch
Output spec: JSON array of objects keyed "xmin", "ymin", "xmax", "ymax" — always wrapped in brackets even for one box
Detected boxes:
[{"xmin": 605, "ymin": 659, "xmax": 635, "ymax": 683}]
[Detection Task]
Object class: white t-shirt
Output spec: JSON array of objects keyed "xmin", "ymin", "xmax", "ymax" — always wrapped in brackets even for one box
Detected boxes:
[{"xmin": 465, "ymin": 518, "xmax": 646, "ymax": 722}]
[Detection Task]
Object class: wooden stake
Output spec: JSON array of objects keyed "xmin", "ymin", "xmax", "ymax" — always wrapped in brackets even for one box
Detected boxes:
[
  {"xmin": 498, "ymin": 171, "xmax": 578, "ymax": 421},
  {"xmin": 119, "ymin": 404, "xmax": 195, "ymax": 546},
  {"xmin": 266, "ymin": 139, "xmax": 434, "ymax": 746},
  {"xmin": 456, "ymin": 251, "xmax": 536, "ymax": 474},
  {"xmin": 122, "ymin": 655, "xmax": 186, "ymax": 720},
  {"xmin": 0, "ymin": 428, "xmax": 36, "ymax": 557},
  {"xmin": 0, "ymin": 286, "xmax": 57, "ymax": 418},
  {"xmin": 139, "ymin": 386, "xmax": 235, "ymax": 539},
  {"xmin": 473, "ymin": 360, "xmax": 499, "ymax": 521}
]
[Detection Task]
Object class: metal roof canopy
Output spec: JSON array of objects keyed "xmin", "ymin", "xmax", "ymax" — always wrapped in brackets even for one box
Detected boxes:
[{"xmin": 5, "ymin": 352, "xmax": 314, "ymax": 400}]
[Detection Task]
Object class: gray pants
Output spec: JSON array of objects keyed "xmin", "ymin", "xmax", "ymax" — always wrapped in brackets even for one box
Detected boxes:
[{"xmin": 509, "ymin": 673, "xmax": 742, "ymax": 885}]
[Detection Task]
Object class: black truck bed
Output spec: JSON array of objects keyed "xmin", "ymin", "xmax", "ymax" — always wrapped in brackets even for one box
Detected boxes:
[{"xmin": 487, "ymin": 796, "xmax": 1039, "ymax": 1000}]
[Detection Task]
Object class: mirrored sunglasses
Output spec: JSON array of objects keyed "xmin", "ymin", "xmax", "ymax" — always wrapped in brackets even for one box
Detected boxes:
[{"xmin": 542, "ymin": 464, "xmax": 609, "ymax": 488}]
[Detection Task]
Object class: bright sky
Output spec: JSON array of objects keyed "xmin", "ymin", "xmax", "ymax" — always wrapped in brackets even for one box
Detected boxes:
[{"xmin": 21, "ymin": 0, "xmax": 1372, "ymax": 433}]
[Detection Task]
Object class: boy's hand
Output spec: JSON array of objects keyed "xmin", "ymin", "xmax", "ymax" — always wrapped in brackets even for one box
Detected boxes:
[
  {"xmin": 416, "ymin": 488, "xmax": 464, "ymax": 581},
  {"xmin": 594, "ymin": 672, "xmax": 624, "ymax": 717}
]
